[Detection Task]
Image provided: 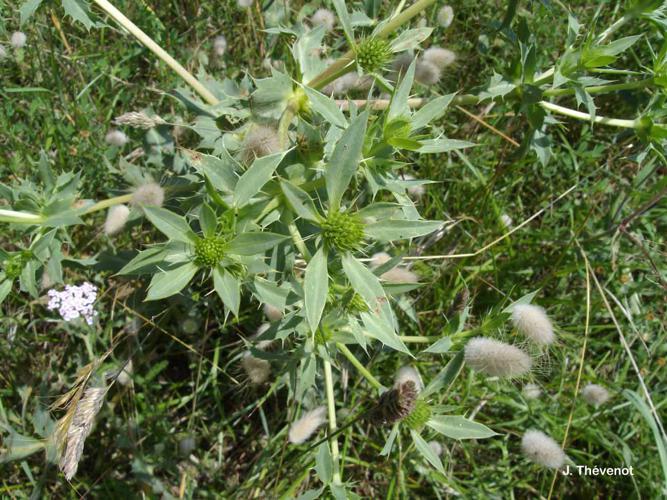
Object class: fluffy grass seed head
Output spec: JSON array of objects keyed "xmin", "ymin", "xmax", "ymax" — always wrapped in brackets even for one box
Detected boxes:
[
  {"xmin": 263, "ymin": 303, "xmax": 283, "ymax": 322},
  {"xmin": 370, "ymin": 252, "xmax": 391, "ymax": 268},
  {"xmin": 437, "ymin": 5, "xmax": 455, "ymax": 28},
  {"xmin": 10, "ymin": 31, "xmax": 27, "ymax": 49},
  {"xmin": 0, "ymin": 45, "xmax": 7, "ymax": 59},
  {"xmin": 522, "ymin": 383, "xmax": 542, "ymax": 400},
  {"xmin": 582, "ymin": 383, "xmax": 610, "ymax": 407},
  {"xmin": 380, "ymin": 267, "xmax": 419, "ymax": 284},
  {"xmin": 113, "ymin": 111, "xmax": 165, "ymax": 129},
  {"xmin": 241, "ymin": 352, "xmax": 271, "ymax": 385},
  {"xmin": 59, "ymin": 385, "xmax": 106, "ymax": 480},
  {"xmin": 464, "ymin": 337, "xmax": 532, "ymax": 378},
  {"xmin": 355, "ymin": 38, "xmax": 392, "ymax": 73},
  {"xmin": 288, "ymin": 406, "xmax": 327, "ymax": 444},
  {"xmin": 117, "ymin": 359, "xmax": 133, "ymax": 386},
  {"xmin": 104, "ymin": 204, "xmax": 130, "ymax": 235},
  {"xmin": 511, "ymin": 304, "xmax": 555, "ymax": 346},
  {"xmin": 521, "ymin": 430, "xmax": 566, "ymax": 469},
  {"xmin": 415, "ymin": 60, "xmax": 442, "ymax": 86},
  {"xmin": 105, "ymin": 129, "xmax": 128, "ymax": 147},
  {"xmin": 131, "ymin": 182, "xmax": 165, "ymax": 207},
  {"xmin": 242, "ymin": 124, "xmax": 281, "ymax": 161},
  {"xmin": 321, "ymin": 211, "xmax": 365, "ymax": 252},
  {"xmin": 194, "ymin": 236, "xmax": 227, "ymax": 267},
  {"xmin": 237, "ymin": 0, "xmax": 253, "ymax": 8},
  {"xmin": 213, "ymin": 35, "xmax": 227, "ymax": 56},
  {"xmin": 423, "ymin": 47, "xmax": 456, "ymax": 69},
  {"xmin": 395, "ymin": 365, "xmax": 423, "ymax": 392},
  {"xmin": 428, "ymin": 440, "xmax": 444, "ymax": 456},
  {"xmin": 311, "ymin": 8, "xmax": 336, "ymax": 31}
]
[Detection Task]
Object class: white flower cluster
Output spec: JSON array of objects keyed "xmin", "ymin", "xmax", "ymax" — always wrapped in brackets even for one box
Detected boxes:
[{"xmin": 47, "ymin": 282, "xmax": 98, "ymax": 325}]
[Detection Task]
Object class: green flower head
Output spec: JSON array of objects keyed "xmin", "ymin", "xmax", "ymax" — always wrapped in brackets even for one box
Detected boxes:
[
  {"xmin": 403, "ymin": 399, "xmax": 432, "ymax": 431},
  {"xmin": 321, "ymin": 211, "xmax": 365, "ymax": 252},
  {"xmin": 194, "ymin": 236, "xmax": 227, "ymax": 267},
  {"xmin": 355, "ymin": 38, "xmax": 392, "ymax": 74}
]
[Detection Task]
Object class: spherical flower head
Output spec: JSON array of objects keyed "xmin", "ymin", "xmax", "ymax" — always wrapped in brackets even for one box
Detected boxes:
[
  {"xmin": 241, "ymin": 352, "xmax": 271, "ymax": 384},
  {"xmin": 437, "ymin": 5, "xmax": 454, "ymax": 28},
  {"xmin": 511, "ymin": 303, "xmax": 555, "ymax": 346},
  {"xmin": 423, "ymin": 47, "xmax": 456, "ymax": 69},
  {"xmin": 194, "ymin": 236, "xmax": 227, "ymax": 267},
  {"xmin": 403, "ymin": 399, "xmax": 432, "ymax": 431},
  {"xmin": 287, "ymin": 87, "xmax": 311, "ymax": 116},
  {"xmin": 369, "ymin": 381, "xmax": 418, "ymax": 426},
  {"xmin": 263, "ymin": 303, "xmax": 283, "ymax": 322},
  {"xmin": 370, "ymin": 252, "xmax": 391, "ymax": 268},
  {"xmin": 346, "ymin": 292, "xmax": 368, "ymax": 313},
  {"xmin": 311, "ymin": 8, "xmax": 336, "ymax": 32},
  {"xmin": 464, "ymin": 337, "xmax": 532, "ymax": 378},
  {"xmin": 131, "ymin": 182, "xmax": 165, "ymax": 207},
  {"xmin": 242, "ymin": 125, "xmax": 281, "ymax": 162},
  {"xmin": 104, "ymin": 204, "xmax": 130, "ymax": 235},
  {"xmin": 46, "ymin": 282, "xmax": 98, "ymax": 325},
  {"xmin": 321, "ymin": 211, "xmax": 364, "ymax": 252},
  {"xmin": 380, "ymin": 267, "xmax": 419, "ymax": 284},
  {"xmin": 394, "ymin": 365, "xmax": 423, "ymax": 392},
  {"xmin": 237, "ymin": 0, "xmax": 253, "ymax": 8},
  {"xmin": 105, "ymin": 129, "xmax": 128, "ymax": 147},
  {"xmin": 355, "ymin": 38, "xmax": 392, "ymax": 74},
  {"xmin": 581, "ymin": 383, "xmax": 610, "ymax": 407},
  {"xmin": 289, "ymin": 406, "xmax": 327, "ymax": 444},
  {"xmin": 213, "ymin": 35, "xmax": 227, "ymax": 56},
  {"xmin": 415, "ymin": 60, "xmax": 442, "ymax": 86},
  {"xmin": 11, "ymin": 32, "xmax": 27, "ymax": 49},
  {"xmin": 522, "ymin": 383, "xmax": 542, "ymax": 400},
  {"xmin": 521, "ymin": 430, "xmax": 566, "ymax": 469}
]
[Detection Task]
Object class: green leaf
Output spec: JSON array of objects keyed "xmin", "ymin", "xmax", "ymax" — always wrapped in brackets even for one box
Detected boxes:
[
  {"xmin": 280, "ymin": 180, "xmax": 321, "ymax": 222},
  {"xmin": 0, "ymin": 280, "xmax": 12, "ymax": 305},
  {"xmin": 118, "ymin": 245, "xmax": 172, "ymax": 275},
  {"xmin": 422, "ymin": 336, "xmax": 452, "ymax": 354},
  {"xmin": 304, "ymin": 247, "xmax": 328, "ymax": 333},
  {"xmin": 213, "ymin": 266, "xmax": 241, "ymax": 316},
  {"xmin": 293, "ymin": 26, "xmax": 327, "ymax": 82},
  {"xmin": 226, "ymin": 232, "xmax": 289, "ymax": 255},
  {"xmin": 20, "ymin": 0, "xmax": 43, "ymax": 25},
  {"xmin": 62, "ymin": 0, "xmax": 95, "ymax": 30},
  {"xmin": 184, "ymin": 148, "xmax": 238, "ymax": 194},
  {"xmin": 303, "ymin": 86, "xmax": 348, "ymax": 129},
  {"xmin": 234, "ymin": 151, "xmax": 288, "ymax": 207},
  {"xmin": 389, "ymin": 28, "xmax": 433, "ymax": 52},
  {"xmin": 325, "ymin": 112, "xmax": 368, "ymax": 211},
  {"xmin": 251, "ymin": 69, "xmax": 294, "ymax": 119},
  {"xmin": 341, "ymin": 253, "xmax": 386, "ymax": 312},
  {"xmin": 418, "ymin": 138, "xmax": 475, "ymax": 154},
  {"xmin": 0, "ymin": 428, "xmax": 45, "ymax": 463},
  {"xmin": 478, "ymin": 72, "xmax": 516, "ymax": 101},
  {"xmin": 427, "ymin": 415, "xmax": 498, "ymax": 440},
  {"xmin": 410, "ymin": 429, "xmax": 445, "ymax": 473},
  {"xmin": 388, "ymin": 59, "xmax": 416, "ymax": 122},
  {"xmin": 421, "ymin": 350, "xmax": 464, "ymax": 398},
  {"xmin": 332, "ymin": 0, "xmax": 355, "ymax": 46},
  {"xmin": 411, "ymin": 93, "xmax": 456, "ymax": 131},
  {"xmin": 361, "ymin": 312, "xmax": 411, "ymax": 355},
  {"xmin": 364, "ymin": 219, "xmax": 443, "ymax": 241},
  {"xmin": 145, "ymin": 262, "xmax": 198, "ymax": 301},
  {"xmin": 315, "ymin": 443, "xmax": 334, "ymax": 485},
  {"xmin": 199, "ymin": 204, "xmax": 217, "ymax": 238},
  {"xmin": 380, "ymin": 423, "xmax": 399, "ymax": 456},
  {"xmin": 143, "ymin": 206, "xmax": 196, "ymax": 243},
  {"xmin": 582, "ymin": 35, "xmax": 642, "ymax": 69}
]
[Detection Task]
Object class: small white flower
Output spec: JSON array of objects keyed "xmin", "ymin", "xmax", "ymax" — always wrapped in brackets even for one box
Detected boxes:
[
  {"xmin": 47, "ymin": 282, "xmax": 98, "ymax": 325},
  {"xmin": 289, "ymin": 406, "xmax": 327, "ymax": 444},
  {"xmin": 131, "ymin": 182, "xmax": 165, "ymax": 207},
  {"xmin": 464, "ymin": 337, "xmax": 532, "ymax": 378},
  {"xmin": 521, "ymin": 430, "xmax": 566, "ymax": 469},
  {"xmin": 311, "ymin": 8, "xmax": 336, "ymax": 32},
  {"xmin": 105, "ymin": 129, "xmax": 128, "ymax": 147},
  {"xmin": 415, "ymin": 60, "xmax": 442, "ymax": 85},
  {"xmin": 10, "ymin": 31, "xmax": 27, "ymax": 49},
  {"xmin": 370, "ymin": 252, "xmax": 391, "ymax": 268},
  {"xmin": 581, "ymin": 383, "xmax": 610, "ymax": 407},
  {"xmin": 437, "ymin": 6, "xmax": 454, "ymax": 28},
  {"xmin": 380, "ymin": 267, "xmax": 419, "ymax": 284},
  {"xmin": 428, "ymin": 440, "xmax": 443, "ymax": 456},
  {"xmin": 394, "ymin": 366, "xmax": 423, "ymax": 392},
  {"xmin": 522, "ymin": 383, "xmax": 541, "ymax": 400},
  {"xmin": 104, "ymin": 204, "xmax": 130, "ymax": 235},
  {"xmin": 423, "ymin": 47, "xmax": 456, "ymax": 69},
  {"xmin": 237, "ymin": 0, "xmax": 253, "ymax": 8},
  {"xmin": 511, "ymin": 304, "xmax": 555, "ymax": 346},
  {"xmin": 241, "ymin": 352, "xmax": 271, "ymax": 384},
  {"xmin": 213, "ymin": 35, "xmax": 227, "ymax": 56},
  {"xmin": 500, "ymin": 213, "xmax": 513, "ymax": 229},
  {"xmin": 263, "ymin": 303, "xmax": 283, "ymax": 322},
  {"xmin": 400, "ymin": 173, "xmax": 426, "ymax": 199}
]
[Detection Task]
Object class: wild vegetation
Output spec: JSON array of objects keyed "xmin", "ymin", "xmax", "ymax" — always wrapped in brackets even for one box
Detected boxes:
[{"xmin": 1, "ymin": 0, "xmax": 666, "ymax": 498}]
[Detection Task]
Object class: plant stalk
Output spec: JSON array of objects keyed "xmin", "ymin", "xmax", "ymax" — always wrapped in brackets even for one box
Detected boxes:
[
  {"xmin": 539, "ymin": 101, "xmax": 638, "ymax": 128},
  {"xmin": 336, "ymin": 343, "xmax": 384, "ymax": 391},
  {"xmin": 323, "ymin": 359, "xmax": 342, "ymax": 485},
  {"xmin": 83, "ymin": 194, "xmax": 133, "ymax": 214},
  {"xmin": 92, "ymin": 0, "xmax": 219, "ymax": 105},
  {"xmin": 0, "ymin": 209, "xmax": 44, "ymax": 225}
]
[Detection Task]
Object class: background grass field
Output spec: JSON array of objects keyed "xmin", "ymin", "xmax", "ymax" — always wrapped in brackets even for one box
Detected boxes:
[{"xmin": 1, "ymin": 0, "xmax": 666, "ymax": 498}]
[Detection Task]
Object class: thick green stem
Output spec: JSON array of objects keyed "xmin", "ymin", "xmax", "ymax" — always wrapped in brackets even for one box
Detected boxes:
[
  {"xmin": 323, "ymin": 359, "xmax": 342, "ymax": 485},
  {"xmin": 539, "ymin": 101, "xmax": 638, "ymax": 128},
  {"xmin": 544, "ymin": 78, "xmax": 653, "ymax": 97},
  {"xmin": 83, "ymin": 194, "xmax": 133, "ymax": 215},
  {"xmin": 92, "ymin": 0, "xmax": 219, "ymax": 105},
  {"xmin": 0, "ymin": 209, "xmax": 44, "ymax": 225},
  {"xmin": 307, "ymin": 0, "xmax": 437, "ymax": 90},
  {"xmin": 336, "ymin": 343, "xmax": 384, "ymax": 391}
]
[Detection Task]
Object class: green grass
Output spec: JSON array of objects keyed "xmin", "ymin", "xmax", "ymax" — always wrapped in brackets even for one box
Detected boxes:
[{"xmin": 1, "ymin": 0, "xmax": 666, "ymax": 498}]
